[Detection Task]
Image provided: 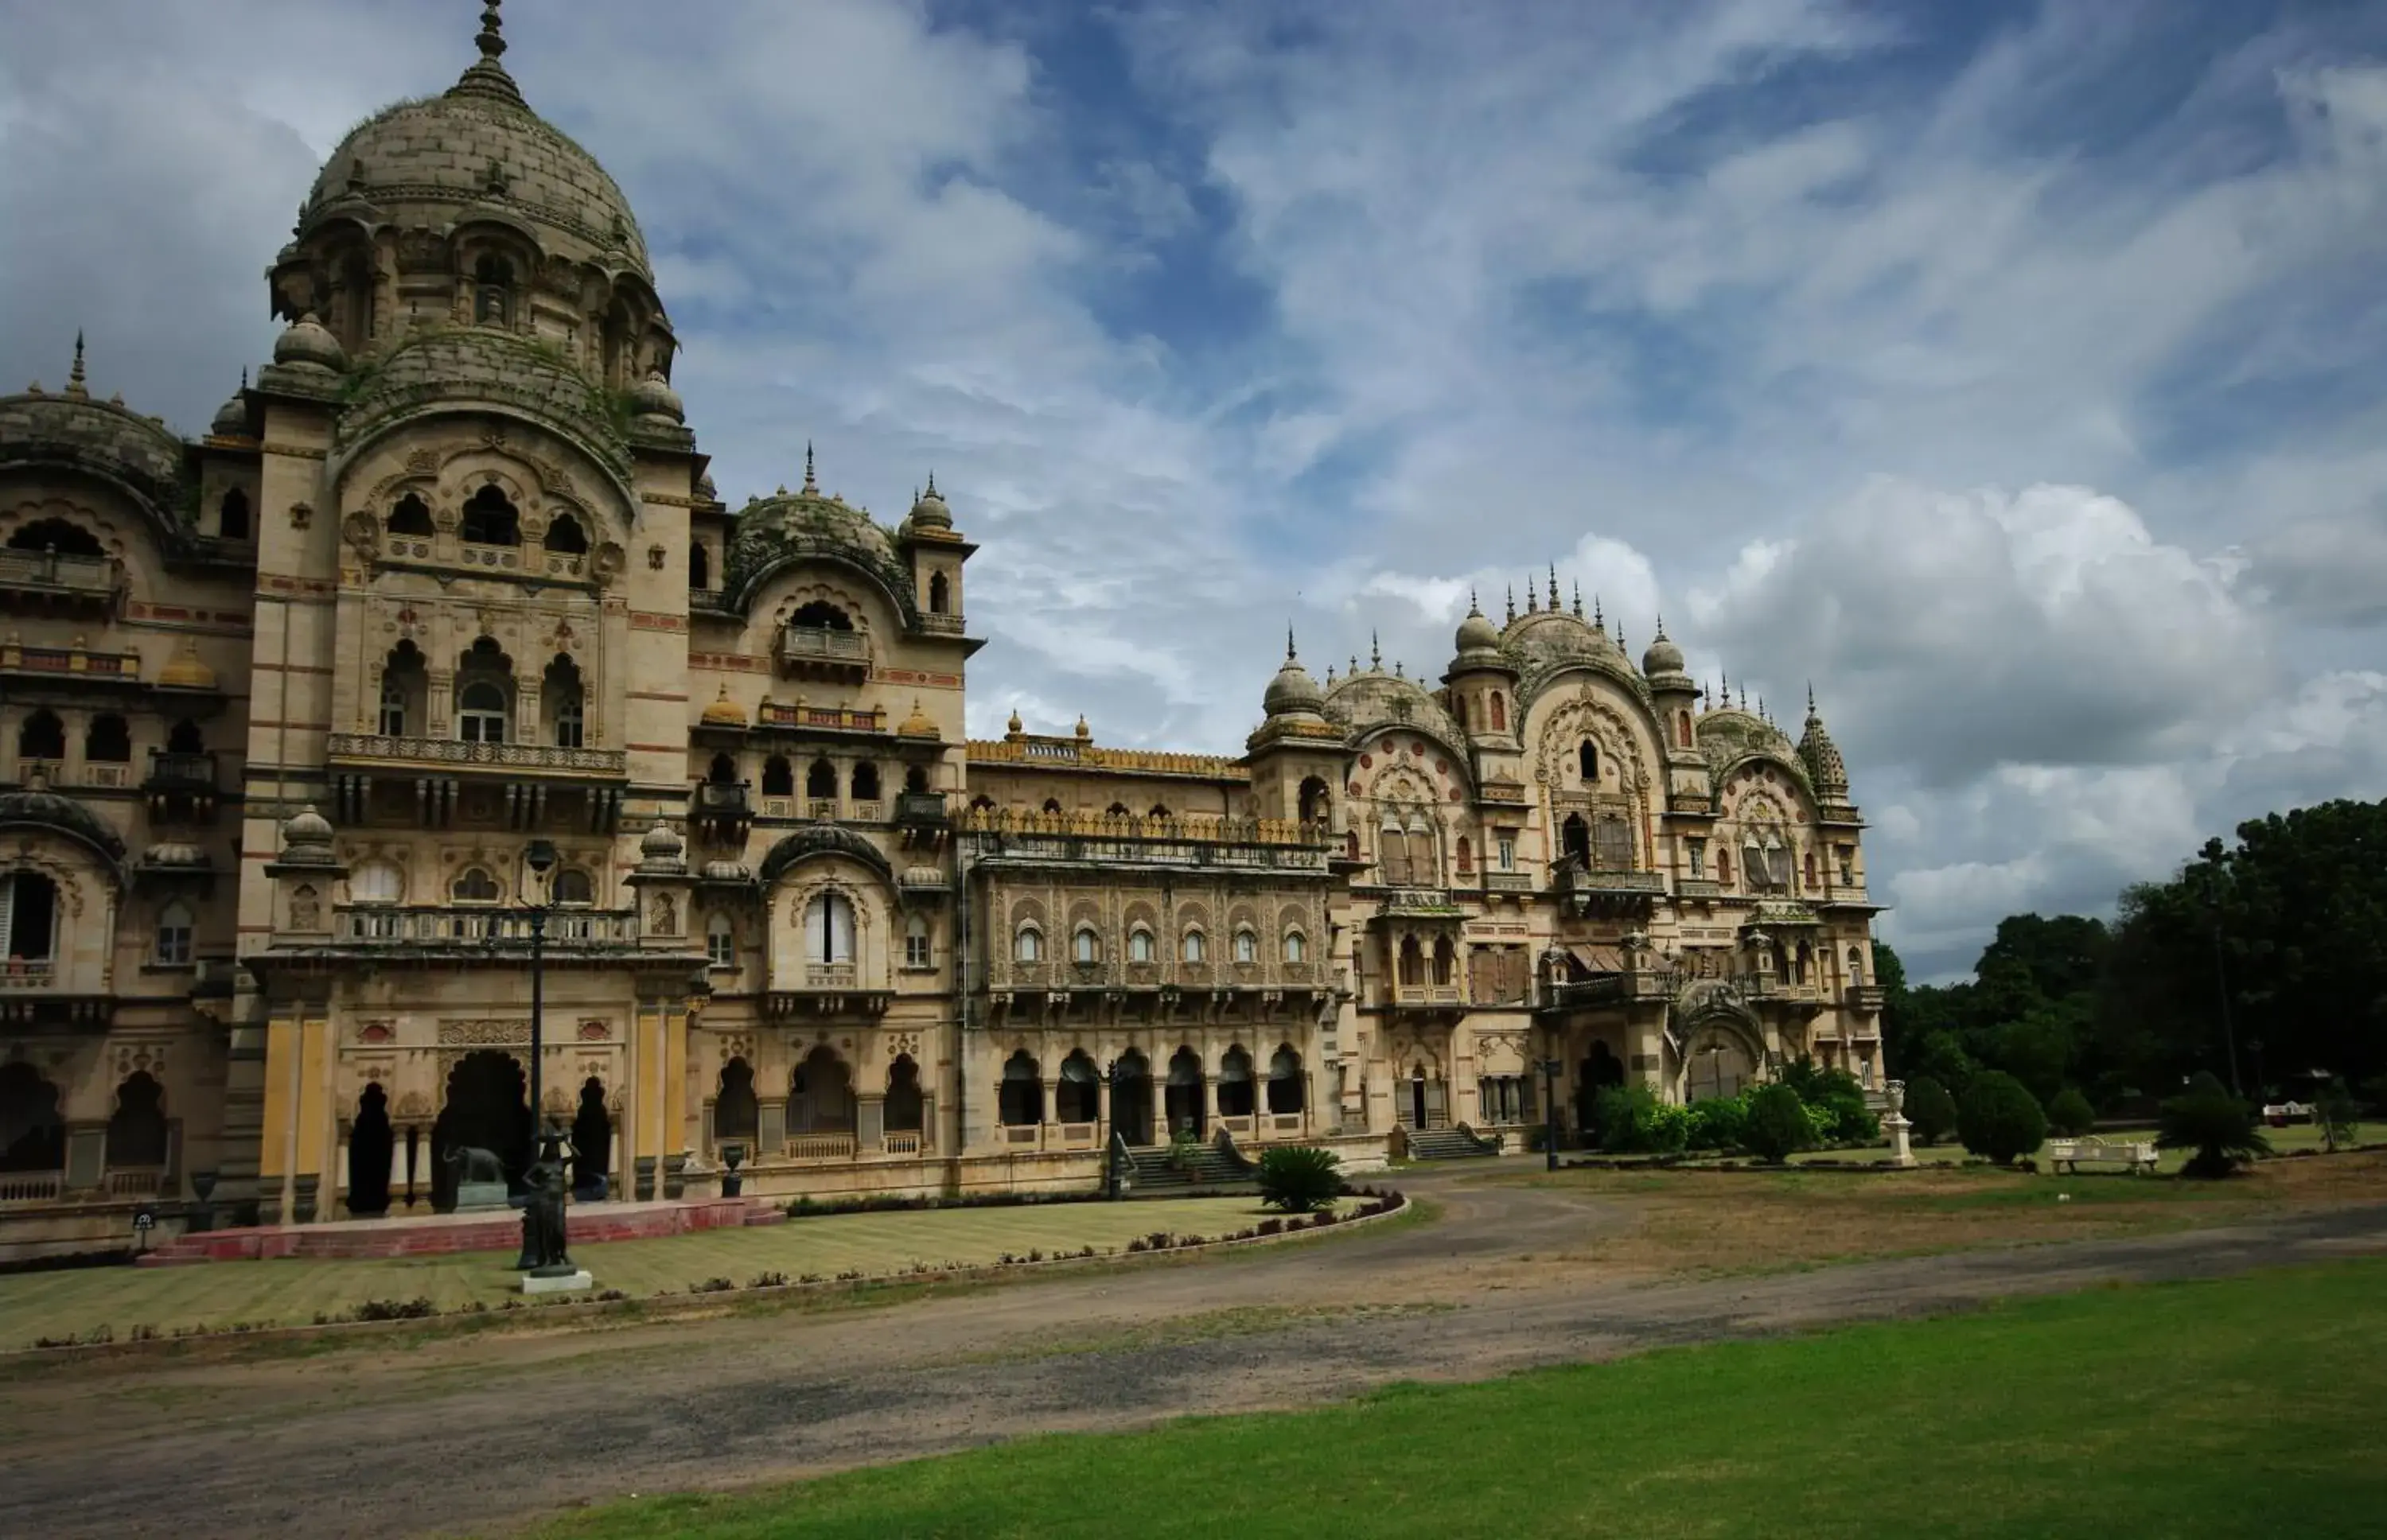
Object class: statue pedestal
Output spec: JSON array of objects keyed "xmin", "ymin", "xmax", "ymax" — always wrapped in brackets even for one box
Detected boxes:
[
  {"xmin": 1883, "ymin": 1112, "xmax": 1916, "ymax": 1168},
  {"xmin": 520, "ymin": 1268, "xmax": 594, "ymax": 1296},
  {"xmin": 454, "ymin": 1182, "xmax": 510, "ymax": 1213}
]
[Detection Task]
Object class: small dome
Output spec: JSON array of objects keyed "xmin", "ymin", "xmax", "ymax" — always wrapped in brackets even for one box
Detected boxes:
[
  {"xmin": 210, "ymin": 380, "xmax": 249, "ymax": 438},
  {"xmin": 281, "ymin": 805, "xmax": 335, "ymax": 851},
  {"xmin": 641, "ymin": 822, "xmax": 684, "ymax": 860},
  {"xmin": 700, "ymin": 858, "xmax": 752, "ymax": 882},
  {"xmin": 1006, "ymin": 708, "xmax": 1023, "ymax": 737},
  {"xmin": 157, "ymin": 638, "xmax": 218, "ymax": 691},
  {"xmin": 273, "ymin": 313, "xmax": 347, "ymax": 374},
  {"xmin": 1455, "ymin": 607, "xmax": 1501, "ymax": 654},
  {"xmin": 143, "ymin": 841, "xmax": 210, "ymax": 869},
  {"xmin": 1074, "ymin": 714, "xmax": 1092, "ymax": 741},
  {"xmin": 907, "ymin": 476, "xmax": 952, "ymax": 530},
  {"xmin": 1263, "ymin": 657, "xmax": 1325, "ymax": 718},
  {"xmin": 1641, "ymin": 620, "xmax": 1685, "ymax": 679},
  {"xmin": 898, "ymin": 698, "xmax": 940, "ymax": 739},
  {"xmin": 696, "ymin": 470, "xmax": 718, "ymax": 501},
  {"xmin": 629, "ymin": 368, "xmax": 683, "ymax": 423},
  {"xmin": 700, "ymin": 684, "xmax": 746, "ymax": 726}
]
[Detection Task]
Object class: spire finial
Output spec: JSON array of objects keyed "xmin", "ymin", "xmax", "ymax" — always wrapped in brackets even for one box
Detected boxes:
[
  {"xmin": 1720, "ymin": 667, "xmax": 1729, "ymax": 702},
  {"xmin": 802, "ymin": 441, "xmax": 817, "ymax": 494},
  {"xmin": 1654, "ymin": 610, "xmax": 1667, "ymax": 640},
  {"xmin": 1547, "ymin": 563, "xmax": 1560, "ymax": 608},
  {"xmin": 1286, "ymin": 624, "xmax": 1297, "ymax": 663},
  {"xmin": 1758, "ymin": 694, "xmax": 1767, "ymax": 722},
  {"xmin": 1394, "ymin": 659, "xmax": 1405, "ymax": 679},
  {"xmin": 925, "ymin": 469, "xmax": 937, "ymax": 497},
  {"xmin": 1739, "ymin": 682, "xmax": 1747, "ymax": 711},
  {"xmin": 1369, "ymin": 631, "xmax": 1381, "ymax": 670},
  {"xmin": 1571, "ymin": 580, "xmax": 1583, "ymax": 620},
  {"xmin": 239, "ymin": 367, "xmax": 248, "ymax": 389},
  {"xmin": 65, "ymin": 331, "xmax": 88, "ymax": 399},
  {"xmin": 1594, "ymin": 593, "xmax": 1604, "ymax": 632},
  {"xmin": 1505, "ymin": 585, "xmax": 1516, "ymax": 624},
  {"xmin": 1468, "ymin": 587, "xmax": 1481, "ymax": 616},
  {"xmin": 1525, "ymin": 577, "xmax": 1538, "ymax": 614},
  {"xmin": 476, "ymin": 1, "xmax": 505, "ymax": 60},
  {"xmin": 1807, "ymin": 681, "xmax": 1817, "ymax": 719}
]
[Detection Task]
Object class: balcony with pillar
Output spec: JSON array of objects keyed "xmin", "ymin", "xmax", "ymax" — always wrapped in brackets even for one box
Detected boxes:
[{"xmin": 775, "ymin": 624, "xmax": 871, "ymax": 683}]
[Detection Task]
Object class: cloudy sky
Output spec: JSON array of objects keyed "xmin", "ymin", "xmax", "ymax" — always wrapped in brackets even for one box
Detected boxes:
[{"xmin": 5, "ymin": 0, "xmax": 2385, "ymax": 980}]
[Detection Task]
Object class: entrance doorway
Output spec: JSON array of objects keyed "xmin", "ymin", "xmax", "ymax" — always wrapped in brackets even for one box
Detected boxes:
[
  {"xmin": 1408, "ymin": 1067, "xmax": 1428, "ymax": 1130},
  {"xmin": 348, "ymin": 1083, "xmax": 394, "ymax": 1215},
  {"xmin": 1165, "ymin": 1047, "xmax": 1204, "ymax": 1139},
  {"xmin": 570, "ymin": 1078, "xmax": 611, "ymax": 1200},
  {"xmin": 1112, "ymin": 1051, "xmax": 1154, "ymax": 1145},
  {"xmin": 430, "ymin": 1050, "xmax": 530, "ymax": 1212},
  {"xmin": 1576, "ymin": 1040, "xmax": 1626, "ymax": 1141}
]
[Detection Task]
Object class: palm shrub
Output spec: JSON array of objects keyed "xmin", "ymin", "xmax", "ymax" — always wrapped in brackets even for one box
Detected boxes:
[
  {"xmin": 1256, "ymin": 1145, "xmax": 1343, "ymax": 1212},
  {"xmin": 1903, "ymin": 1075, "xmax": 1958, "ymax": 1146},
  {"xmin": 2158, "ymin": 1089, "xmax": 2271, "ymax": 1179},
  {"xmin": 2047, "ymin": 1087, "xmax": 2097, "ymax": 1138},
  {"xmin": 1957, "ymin": 1071, "xmax": 2046, "ymax": 1166},
  {"xmin": 2316, "ymin": 1078, "xmax": 2362, "ymax": 1153},
  {"xmin": 1742, "ymin": 1083, "xmax": 1813, "ymax": 1164},
  {"xmin": 1684, "ymin": 1094, "xmax": 1747, "ymax": 1151},
  {"xmin": 1596, "ymin": 1083, "xmax": 1688, "ymax": 1154}
]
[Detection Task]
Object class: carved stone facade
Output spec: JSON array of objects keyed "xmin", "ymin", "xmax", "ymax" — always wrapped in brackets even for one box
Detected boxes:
[{"xmin": 0, "ymin": 13, "xmax": 1877, "ymax": 1254}]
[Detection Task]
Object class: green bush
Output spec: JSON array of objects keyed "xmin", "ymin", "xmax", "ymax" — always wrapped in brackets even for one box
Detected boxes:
[
  {"xmin": 1903, "ymin": 1076, "xmax": 1958, "ymax": 1146},
  {"xmin": 2157, "ymin": 1091, "xmax": 2271, "ymax": 1179},
  {"xmin": 1595, "ymin": 1083, "xmax": 1688, "ymax": 1154},
  {"xmin": 1742, "ymin": 1083, "xmax": 1813, "ymax": 1164},
  {"xmin": 1255, "ymin": 1145, "xmax": 1343, "ymax": 1212},
  {"xmin": 2047, "ymin": 1087, "xmax": 2097, "ymax": 1138},
  {"xmin": 1957, "ymin": 1071, "xmax": 2047, "ymax": 1166},
  {"xmin": 1783, "ymin": 1058, "xmax": 1879, "ymax": 1143},
  {"xmin": 2317, "ymin": 1078, "xmax": 2362, "ymax": 1152},
  {"xmin": 1684, "ymin": 1094, "xmax": 1747, "ymax": 1151}
]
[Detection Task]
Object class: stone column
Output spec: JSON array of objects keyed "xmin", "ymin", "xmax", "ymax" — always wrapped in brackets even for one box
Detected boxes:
[{"xmin": 857, "ymin": 1093, "xmax": 885, "ymax": 1152}]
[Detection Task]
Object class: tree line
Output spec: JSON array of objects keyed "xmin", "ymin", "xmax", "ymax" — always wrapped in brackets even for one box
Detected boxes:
[{"xmin": 1876, "ymin": 798, "xmax": 2387, "ymax": 1113}]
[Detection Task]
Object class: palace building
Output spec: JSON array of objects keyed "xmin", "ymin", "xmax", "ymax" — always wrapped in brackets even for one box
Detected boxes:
[{"xmin": 0, "ymin": 7, "xmax": 1883, "ymax": 1254}]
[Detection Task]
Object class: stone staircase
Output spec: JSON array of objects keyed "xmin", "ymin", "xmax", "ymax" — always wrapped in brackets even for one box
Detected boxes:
[
  {"xmin": 1402, "ymin": 1126, "xmax": 1504, "ymax": 1161},
  {"xmin": 1116, "ymin": 1134, "xmax": 1258, "ymax": 1195}
]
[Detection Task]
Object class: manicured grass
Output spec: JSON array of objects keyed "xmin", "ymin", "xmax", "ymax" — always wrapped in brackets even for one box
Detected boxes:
[
  {"xmin": 536, "ymin": 1258, "xmax": 2387, "ymax": 1540},
  {"xmin": 0, "ymin": 1197, "xmax": 1302, "ymax": 1346}
]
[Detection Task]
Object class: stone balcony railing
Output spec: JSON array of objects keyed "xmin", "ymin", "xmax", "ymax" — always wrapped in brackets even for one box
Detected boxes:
[
  {"xmin": 917, "ymin": 612, "xmax": 966, "ymax": 636},
  {"xmin": 755, "ymin": 701, "xmax": 885, "ymax": 733},
  {"xmin": 0, "ymin": 640, "xmax": 142, "ymax": 681},
  {"xmin": 0, "ymin": 546, "xmax": 120, "ymax": 608},
  {"xmin": 0, "ymin": 960, "xmax": 58, "ymax": 990},
  {"xmin": 325, "ymin": 733, "xmax": 628, "ymax": 780},
  {"xmin": 333, "ymin": 905, "xmax": 640, "ymax": 949}
]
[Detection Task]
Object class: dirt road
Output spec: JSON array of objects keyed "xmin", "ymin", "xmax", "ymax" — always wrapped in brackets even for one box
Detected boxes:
[{"xmin": 5, "ymin": 1165, "xmax": 2382, "ymax": 1538}]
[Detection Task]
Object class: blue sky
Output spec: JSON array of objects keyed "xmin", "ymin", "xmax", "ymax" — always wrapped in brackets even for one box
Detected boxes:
[{"xmin": 4, "ymin": 0, "xmax": 2385, "ymax": 980}]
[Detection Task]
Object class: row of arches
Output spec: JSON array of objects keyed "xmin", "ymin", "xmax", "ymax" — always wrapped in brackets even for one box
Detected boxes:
[
  {"xmin": 1015, "ymin": 920, "xmax": 1307, "ymax": 968},
  {"xmin": 0, "ymin": 1064, "xmax": 166, "ymax": 1174},
  {"xmin": 713, "ymin": 1048, "xmax": 920, "ymax": 1144},
  {"xmin": 707, "ymin": 755, "xmax": 926, "ymax": 801},
  {"xmin": 997, "ymin": 1045, "xmax": 1306, "ymax": 1141},
  {"xmin": 347, "ymin": 858, "xmax": 600, "ymax": 908},
  {"xmin": 378, "ymin": 639, "xmax": 586, "ymax": 747},
  {"xmin": 384, "ymin": 486, "xmax": 590, "ymax": 553},
  {"xmin": 13, "ymin": 712, "xmax": 207, "ymax": 764}
]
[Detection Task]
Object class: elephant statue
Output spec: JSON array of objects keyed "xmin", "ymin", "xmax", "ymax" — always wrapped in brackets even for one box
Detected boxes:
[{"xmin": 442, "ymin": 1145, "xmax": 506, "ymax": 1187}]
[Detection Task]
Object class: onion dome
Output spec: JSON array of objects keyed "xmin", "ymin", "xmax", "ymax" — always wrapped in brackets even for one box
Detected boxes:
[
  {"xmin": 157, "ymin": 637, "xmax": 219, "ymax": 691},
  {"xmin": 906, "ymin": 472, "xmax": 952, "ymax": 531},
  {"xmin": 1074, "ymin": 713, "xmax": 1092, "ymax": 740},
  {"xmin": 210, "ymin": 373, "xmax": 250, "ymax": 438},
  {"xmin": 1454, "ymin": 600, "xmax": 1501, "ymax": 655},
  {"xmin": 696, "ymin": 470, "xmax": 718, "ymax": 501},
  {"xmin": 1262, "ymin": 629, "xmax": 1326, "ymax": 718},
  {"xmin": 1641, "ymin": 615, "xmax": 1691, "ymax": 687},
  {"xmin": 1797, "ymin": 686, "xmax": 1850, "ymax": 799},
  {"xmin": 273, "ymin": 313, "xmax": 347, "ymax": 375},
  {"xmin": 1006, "ymin": 708, "xmax": 1023, "ymax": 738},
  {"xmin": 898, "ymin": 698, "xmax": 940, "ymax": 738},
  {"xmin": 279, "ymin": 805, "xmax": 337, "ymax": 862},
  {"xmin": 629, "ymin": 368, "xmax": 683, "ymax": 423},
  {"xmin": 638, "ymin": 821, "xmax": 686, "ymax": 873},
  {"xmin": 699, "ymin": 859, "xmax": 751, "ymax": 882},
  {"xmin": 699, "ymin": 684, "xmax": 746, "ymax": 727}
]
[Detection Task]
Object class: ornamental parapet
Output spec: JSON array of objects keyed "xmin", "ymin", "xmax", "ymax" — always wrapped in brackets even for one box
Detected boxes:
[
  {"xmin": 960, "ymin": 805, "xmax": 1317, "ymax": 848},
  {"xmin": 0, "ymin": 547, "xmax": 123, "ymax": 612},
  {"xmin": 327, "ymin": 904, "xmax": 641, "ymax": 951}
]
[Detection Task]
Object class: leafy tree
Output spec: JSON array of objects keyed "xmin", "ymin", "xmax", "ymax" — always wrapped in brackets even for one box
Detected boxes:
[
  {"xmin": 2316, "ymin": 1079, "xmax": 2362, "ymax": 1153},
  {"xmin": 1742, "ymin": 1083, "xmax": 1812, "ymax": 1164},
  {"xmin": 2157, "ymin": 1089, "xmax": 2271, "ymax": 1180},
  {"xmin": 1256, "ymin": 1145, "xmax": 1343, "ymax": 1211},
  {"xmin": 1595, "ymin": 1083, "xmax": 1687, "ymax": 1154},
  {"xmin": 1957, "ymin": 1071, "xmax": 2046, "ymax": 1166},
  {"xmin": 1903, "ymin": 1075, "xmax": 1958, "ymax": 1146},
  {"xmin": 2046, "ymin": 1087, "xmax": 2097, "ymax": 1138},
  {"xmin": 1684, "ymin": 1094, "xmax": 1746, "ymax": 1152}
]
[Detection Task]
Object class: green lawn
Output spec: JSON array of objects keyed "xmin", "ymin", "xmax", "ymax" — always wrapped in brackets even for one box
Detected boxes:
[
  {"xmin": 536, "ymin": 1258, "xmax": 2387, "ymax": 1540},
  {"xmin": 0, "ymin": 1197, "xmax": 1299, "ymax": 1346}
]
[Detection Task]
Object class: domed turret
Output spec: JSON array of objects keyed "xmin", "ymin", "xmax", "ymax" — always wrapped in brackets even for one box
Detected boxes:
[
  {"xmin": 629, "ymin": 368, "xmax": 683, "ymax": 424},
  {"xmin": 700, "ymin": 684, "xmax": 746, "ymax": 727},
  {"xmin": 278, "ymin": 806, "xmax": 337, "ymax": 865},
  {"xmin": 1641, "ymin": 616, "xmax": 1685, "ymax": 679},
  {"xmin": 273, "ymin": 313, "xmax": 347, "ymax": 375},
  {"xmin": 1263, "ymin": 630, "xmax": 1326, "ymax": 718},
  {"xmin": 157, "ymin": 638, "xmax": 219, "ymax": 692},
  {"xmin": 1798, "ymin": 686, "xmax": 1850, "ymax": 800},
  {"xmin": 898, "ymin": 698, "xmax": 940, "ymax": 739},
  {"xmin": 906, "ymin": 473, "xmax": 952, "ymax": 532},
  {"xmin": 1454, "ymin": 595, "xmax": 1501, "ymax": 655},
  {"xmin": 210, "ymin": 373, "xmax": 250, "ymax": 438}
]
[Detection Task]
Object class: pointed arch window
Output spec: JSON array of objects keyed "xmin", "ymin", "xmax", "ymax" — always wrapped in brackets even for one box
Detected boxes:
[
  {"xmin": 1579, "ymin": 741, "xmax": 1598, "ymax": 782},
  {"xmin": 85, "ymin": 714, "xmax": 131, "ymax": 764},
  {"xmin": 473, "ymin": 255, "xmax": 513, "ymax": 326},
  {"xmin": 460, "ymin": 485, "xmax": 520, "ymax": 546},
  {"xmin": 1180, "ymin": 928, "xmax": 1206, "ymax": 964},
  {"xmin": 706, "ymin": 912, "xmax": 736, "ymax": 969},
  {"xmin": 1489, "ymin": 692, "xmax": 1506, "ymax": 731},
  {"xmin": 387, "ymin": 492, "xmax": 434, "ymax": 536},
  {"xmin": 17, "ymin": 710, "xmax": 64, "ymax": 764},
  {"xmin": 551, "ymin": 869, "xmax": 594, "ymax": 906},
  {"xmin": 1454, "ymin": 834, "xmax": 1474, "ymax": 876},
  {"xmin": 1127, "ymin": 926, "xmax": 1155, "ymax": 963},
  {"xmin": 1233, "ymin": 928, "xmax": 1258, "ymax": 965},
  {"xmin": 805, "ymin": 892, "xmax": 856, "ymax": 964},
  {"xmin": 154, "ymin": 901, "xmax": 193, "ymax": 966},
  {"xmin": 1014, "ymin": 923, "xmax": 1042, "ymax": 963},
  {"xmin": 458, "ymin": 681, "xmax": 509, "ymax": 745},
  {"xmin": 542, "ymin": 513, "xmax": 588, "ymax": 554},
  {"xmin": 761, "ymin": 756, "xmax": 793, "ymax": 797},
  {"xmin": 928, "ymin": 570, "xmax": 950, "ymax": 614},
  {"xmin": 806, "ymin": 760, "xmax": 837, "ymax": 800},
  {"xmin": 218, "ymin": 488, "xmax": 250, "ymax": 541},
  {"xmin": 689, "ymin": 543, "xmax": 711, "ymax": 590},
  {"xmin": 852, "ymin": 762, "xmax": 881, "ymax": 802},
  {"xmin": 1073, "ymin": 925, "xmax": 1100, "ymax": 964},
  {"xmin": 904, "ymin": 913, "xmax": 931, "ymax": 970},
  {"xmin": 1283, "ymin": 929, "xmax": 1306, "ymax": 964},
  {"xmin": 545, "ymin": 655, "xmax": 584, "ymax": 749},
  {"xmin": 451, "ymin": 868, "xmax": 500, "ymax": 903}
]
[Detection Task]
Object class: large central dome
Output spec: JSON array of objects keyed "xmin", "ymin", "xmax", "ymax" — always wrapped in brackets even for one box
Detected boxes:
[{"xmin": 298, "ymin": 3, "xmax": 650, "ymax": 280}]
